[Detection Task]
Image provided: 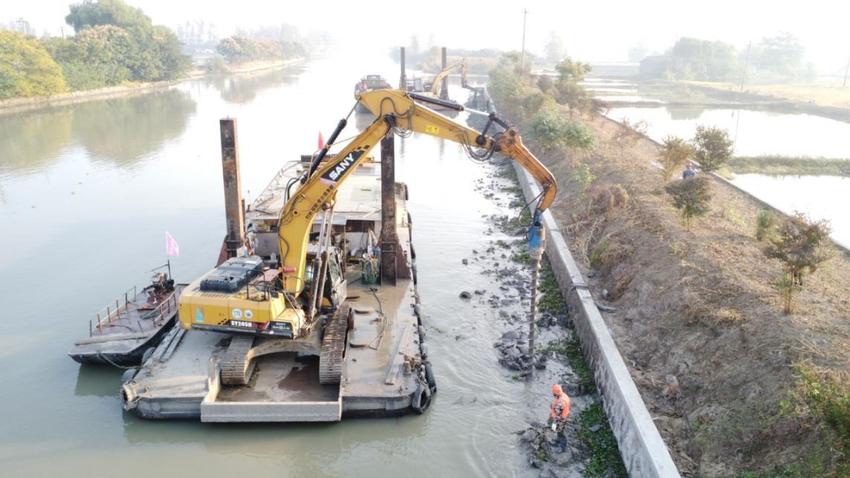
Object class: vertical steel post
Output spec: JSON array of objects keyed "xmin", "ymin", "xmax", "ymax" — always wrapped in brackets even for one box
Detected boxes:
[
  {"xmin": 380, "ymin": 134, "xmax": 399, "ymax": 285},
  {"xmin": 440, "ymin": 47, "xmax": 449, "ymax": 100},
  {"xmin": 220, "ymin": 118, "xmax": 244, "ymax": 259},
  {"xmin": 528, "ymin": 248, "xmax": 543, "ymax": 374},
  {"xmin": 399, "ymin": 46, "xmax": 407, "ymax": 90}
]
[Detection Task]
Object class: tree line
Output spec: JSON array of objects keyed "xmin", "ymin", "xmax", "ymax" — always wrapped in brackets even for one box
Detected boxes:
[
  {"xmin": 1, "ymin": 0, "xmax": 189, "ymax": 99},
  {"xmin": 639, "ymin": 33, "xmax": 814, "ymax": 82},
  {"xmin": 1, "ymin": 0, "xmax": 308, "ymax": 99}
]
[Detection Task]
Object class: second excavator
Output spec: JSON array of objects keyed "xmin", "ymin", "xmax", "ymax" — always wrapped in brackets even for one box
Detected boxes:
[{"xmin": 177, "ymin": 88, "xmax": 557, "ymax": 388}]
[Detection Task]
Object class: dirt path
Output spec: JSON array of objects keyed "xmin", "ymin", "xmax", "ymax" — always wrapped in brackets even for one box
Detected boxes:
[{"xmin": 539, "ymin": 112, "xmax": 850, "ymax": 476}]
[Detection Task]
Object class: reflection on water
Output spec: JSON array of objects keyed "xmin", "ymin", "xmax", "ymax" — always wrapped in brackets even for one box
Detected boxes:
[
  {"xmin": 74, "ymin": 366, "xmax": 123, "ymax": 397},
  {"xmin": 0, "ymin": 109, "xmax": 73, "ymax": 176},
  {"xmin": 607, "ymin": 106, "xmax": 850, "ymax": 157},
  {"xmin": 72, "ymin": 90, "xmax": 196, "ymax": 166},
  {"xmin": 0, "ymin": 89, "xmax": 196, "ymax": 176},
  {"xmin": 208, "ymin": 68, "xmax": 300, "ymax": 104},
  {"xmin": 666, "ymin": 105, "xmax": 706, "ymax": 121}
]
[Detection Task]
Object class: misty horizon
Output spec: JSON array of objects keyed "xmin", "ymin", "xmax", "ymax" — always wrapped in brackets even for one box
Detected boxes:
[{"xmin": 4, "ymin": 0, "xmax": 850, "ymax": 75}]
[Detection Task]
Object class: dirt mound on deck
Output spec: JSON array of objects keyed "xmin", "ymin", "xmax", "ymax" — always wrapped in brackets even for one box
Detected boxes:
[{"xmin": 541, "ymin": 113, "xmax": 850, "ymax": 476}]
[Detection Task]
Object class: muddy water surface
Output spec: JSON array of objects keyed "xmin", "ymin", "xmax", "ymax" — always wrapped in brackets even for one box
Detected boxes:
[{"xmin": 0, "ymin": 48, "xmax": 563, "ymax": 476}]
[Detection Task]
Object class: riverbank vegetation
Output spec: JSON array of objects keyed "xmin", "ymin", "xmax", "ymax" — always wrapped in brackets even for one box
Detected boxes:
[
  {"xmin": 488, "ymin": 54, "xmax": 633, "ymax": 477},
  {"xmin": 0, "ymin": 31, "xmax": 66, "ymax": 98},
  {"xmin": 728, "ymin": 156, "xmax": 850, "ymax": 177},
  {"xmin": 1, "ymin": 0, "xmax": 311, "ymax": 101},
  {"xmin": 216, "ymin": 35, "xmax": 305, "ymax": 65},
  {"xmin": 639, "ymin": 33, "xmax": 814, "ymax": 83},
  {"xmin": 761, "ymin": 213, "xmax": 832, "ymax": 314},
  {"xmin": 488, "ymin": 50, "xmax": 850, "ymax": 476},
  {"xmin": 692, "ymin": 126, "xmax": 734, "ymax": 172},
  {"xmin": 0, "ymin": 0, "xmax": 189, "ymax": 98}
]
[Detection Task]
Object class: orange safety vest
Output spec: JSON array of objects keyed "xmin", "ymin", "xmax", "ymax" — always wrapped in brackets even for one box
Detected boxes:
[{"xmin": 550, "ymin": 393, "xmax": 571, "ymax": 421}]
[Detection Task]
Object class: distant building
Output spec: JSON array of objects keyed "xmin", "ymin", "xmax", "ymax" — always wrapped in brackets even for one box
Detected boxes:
[{"xmin": 639, "ymin": 55, "xmax": 669, "ymax": 79}]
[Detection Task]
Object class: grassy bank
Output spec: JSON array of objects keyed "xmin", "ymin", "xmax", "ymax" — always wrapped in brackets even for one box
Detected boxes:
[
  {"xmin": 686, "ymin": 80, "xmax": 850, "ymax": 110},
  {"xmin": 489, "ymin": 55, "xmax": 850, "ymax": 476},
  {"xmin": 728, "ymin": 156, "xmax": 850, "ymax": 177}
]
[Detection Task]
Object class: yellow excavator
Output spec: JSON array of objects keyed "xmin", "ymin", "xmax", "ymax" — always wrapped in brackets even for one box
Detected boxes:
[
  {"xmin": 178, "ymin": 88, "xmax": 557, "ymax": 385},
  {"xmin": 426, "ymin": 61, "xmax": 463, "ymax": 100}
]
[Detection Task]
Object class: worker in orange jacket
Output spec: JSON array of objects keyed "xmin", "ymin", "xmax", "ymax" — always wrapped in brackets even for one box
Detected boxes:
[{"xmin": 549, "ymin": 384, "xmax": 571, "ymax": 452}]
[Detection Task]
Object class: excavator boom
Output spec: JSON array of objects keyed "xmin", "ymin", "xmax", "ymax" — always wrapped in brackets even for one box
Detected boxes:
[
  {"xmin": 429, "ymin": 62, "xmax": 463, "ymax": 97},
  {"xmin": 277, "ymin": 89, "xmax": 557, "ymax": 295}
]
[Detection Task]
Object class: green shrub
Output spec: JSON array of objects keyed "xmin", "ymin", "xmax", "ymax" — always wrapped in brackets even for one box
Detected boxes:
[
  {"xmin": 528, "ymin": 106, "xmax": 594, "ymax": 154},
  {"xmin": 659, "ymin": 135, "xmax": 694, "ymax": 180},
  {"xmin": 693, "ymin": 125, "xmax": 734, "ymax": 172},
  {"xmin": 205, "ymin": 55, "xmax": 228, "ymax": 74},
  {"xmin": 0, "ymin": 30, "xmax": 66, "ymax": 98},
  {"xmin": 60, "ymin": 0, "xmax": 189, "ymax": 85},
  {"xmin": 794, "ymin": 364, "xmax": 850, "ymax": 475},
  {"xmin": 763, "ymin": 213, "xmax": 832, "ymax": 314},
  {"xmin": 755, "ymin": 209, "xmax": 778, "ymax": 241},
  {"xmin": 665, "ymin": 176, "xmax": 712, "ymax": 229},
  {"xmin": 571, "ymin": 162, "xmax": 597, "ymax": 200}
]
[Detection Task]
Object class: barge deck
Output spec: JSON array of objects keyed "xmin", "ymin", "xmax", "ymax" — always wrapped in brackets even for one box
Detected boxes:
[{"xmin": 121, "ymin": 155, "xmax": 431, "ymax": 421}]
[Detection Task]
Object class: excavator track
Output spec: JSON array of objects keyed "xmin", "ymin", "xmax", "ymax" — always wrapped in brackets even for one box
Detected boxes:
[
  {"xmin": 220, "ymin": 335, "xmax": 257, "ymax": 386},
  {"xmin": 319, "ymin": 304, "xmax": 349, "ymax": 385}
]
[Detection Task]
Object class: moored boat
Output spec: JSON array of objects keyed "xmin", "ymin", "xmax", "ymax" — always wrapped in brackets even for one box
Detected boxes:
[{"xmin": 68, "ymin": 270, "xmax": 185, "ymax": 366}]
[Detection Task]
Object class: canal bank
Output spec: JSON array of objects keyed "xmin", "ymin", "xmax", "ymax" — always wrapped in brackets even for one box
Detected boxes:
[
  {"xmin": 598, "ymin": 85, "xmax": 850, "ymax": 248},
  {"xmin": 0, "ymin": 58, "xmax": 303, "ymax": 117},
  {"xmin": 539, "ymin": 110, "xmax": 850, "ymax": 476},
  {"xmin": 0, "ymin": 49, "xmax": 599, "ymax": 477}
]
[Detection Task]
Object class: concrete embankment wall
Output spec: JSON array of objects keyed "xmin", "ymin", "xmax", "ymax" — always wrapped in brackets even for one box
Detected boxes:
[
  {"xmin": 513, "ymin": 163, "xmax": 681, "ymax": 478},
  {"xmin": 599, "ymin": 115, "xmax": 850, "ymax": 255}
]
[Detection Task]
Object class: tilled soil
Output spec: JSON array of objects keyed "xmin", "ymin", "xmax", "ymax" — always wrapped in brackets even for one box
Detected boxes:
[{"xmin": 539, "ymin": 112, "xmax": 850, "ymax": 476}]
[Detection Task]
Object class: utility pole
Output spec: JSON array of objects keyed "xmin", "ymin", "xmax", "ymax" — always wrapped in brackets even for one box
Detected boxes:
[
  {"xmin": 739, "ymin": 41, "xmax": 752, "ymax": 93},
  {"xmin": 734, "ymin": 41, "xmax": 752, "ymax": 145},
  {"xmin": 519, "ymin": 8, "xmax": 528, "ymax": 72}
]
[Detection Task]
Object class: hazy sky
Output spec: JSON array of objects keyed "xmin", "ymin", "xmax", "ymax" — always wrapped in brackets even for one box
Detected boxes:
[{"xmin": 6, "ymin": 0, "xmax": 850, "ymax": 74}]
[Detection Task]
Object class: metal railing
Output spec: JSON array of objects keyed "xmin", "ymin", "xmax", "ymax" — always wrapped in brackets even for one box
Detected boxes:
[{"xmin": 89, "ymin": 286, "xmax": 177, "ymax": 336}]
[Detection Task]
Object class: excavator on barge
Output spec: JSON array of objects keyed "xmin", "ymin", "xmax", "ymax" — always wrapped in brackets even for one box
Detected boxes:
[{"xmin": 177, "ymin": 88, "xmax": 558, "ymax": 391}]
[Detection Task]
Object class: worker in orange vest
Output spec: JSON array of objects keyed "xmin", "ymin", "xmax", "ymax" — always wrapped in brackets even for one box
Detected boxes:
[{"xmin": 549, "ymin": 384, "xmax": 571, "ymax": 452}]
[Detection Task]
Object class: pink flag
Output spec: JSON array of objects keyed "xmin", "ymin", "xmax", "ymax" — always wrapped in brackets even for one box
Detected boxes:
[
  {"xmin": 318, "ymin": 131, "xmax": 325, "ymax": 150},
  {"xmin": 165, "ymin": 231, "xmax": 180, "ymax": 257}
]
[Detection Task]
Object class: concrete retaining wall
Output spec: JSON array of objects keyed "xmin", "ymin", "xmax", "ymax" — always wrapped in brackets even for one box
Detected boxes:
[{"xmin": 512, "ymin": 163, "xmax": 681, "ymax": 478}]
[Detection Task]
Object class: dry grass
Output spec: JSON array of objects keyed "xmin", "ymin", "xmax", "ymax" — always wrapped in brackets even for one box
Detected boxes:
[
  {"xmin": 684, "ymin": 80, "xmax": 850, "ymax": 109},
  {"xmin": 542, "ymin": 108, "xmax": 850, "ymax": 476}
]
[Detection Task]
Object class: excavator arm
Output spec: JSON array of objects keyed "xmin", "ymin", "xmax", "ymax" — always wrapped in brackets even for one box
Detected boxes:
[
  {"xmin": 357, "ymin": 89, "xmax": 556, "ymax": 214},
  {"xmin": 429, "ymin": 62, "xmax": 463, "ymax": 97},
  {"xmin": 277, "ymin": 88, "xmax": 557, "ymax": 295}
]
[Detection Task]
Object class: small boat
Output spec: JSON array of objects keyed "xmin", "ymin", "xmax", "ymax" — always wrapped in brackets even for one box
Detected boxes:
[
  {"xmin": 354, "ymin": 74, "xmax": 391, "ymax": 113},
  {"xmin": 68, "ymin": 269, "xmax": 185, "ymax": 366}
]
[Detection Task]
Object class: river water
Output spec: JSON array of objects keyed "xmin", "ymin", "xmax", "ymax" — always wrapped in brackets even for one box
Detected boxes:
[{"xmin": 0, "ymin": 49, "xmax": 551, "ymax": 476}]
